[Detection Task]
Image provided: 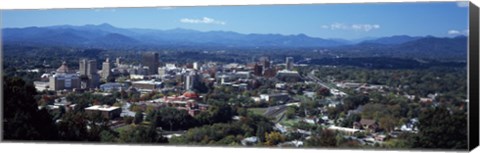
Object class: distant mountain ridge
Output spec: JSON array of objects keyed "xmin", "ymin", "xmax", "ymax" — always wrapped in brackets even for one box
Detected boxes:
[
  {"xmin": 361, "ymin": 35, "xmax": 422, "ymax": 45},
  {"xmin": 3, "ymin": 23, "xmax": 345, "ymax": 48},
  {"xmin": 2, "ymin": 23, "xmax": 468, "ymax": 60},
  {"xmin": 334, "ymin": 35, "xmax": 467, "ymax": 60}
]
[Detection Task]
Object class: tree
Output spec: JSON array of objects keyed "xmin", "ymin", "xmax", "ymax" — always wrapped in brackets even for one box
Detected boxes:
[
  {"xmin": 341, "ymin": 113, "xmax": 361, "ymax": 127},
  {"xmin": 134, "ymin": 112, "xmax": 144, "ymax": 124},
  {"xmin": 413, "ymin": 106, "xmax": 467, "ymax": 149},
  {"xmin": 253, "ymin": 120, "xmax": 274, "ymax": 143},
  {"xmin": 3, "ymin": 76, "xmax": 58, "ymax": 140},
  {"xmin": 178, "ymin": 122, "xmax": 246, "ymax": 144},
  {"xmin": 154, "ymin": 107, "xmax": 196, "ymax": 131},
  {"xmin": 118, "ymin": 125, "xmax": 163, "ymax": 143},
  {"xmin": 384, "ymin": 139, "xmax": 412, "ymax": 149},
  {"xmin": 317, "ymin": 87, "xmax": 331, "ymax": 98},
  {"xmin": 343, "ymin": 94, "xmax": 369, "ymax": 111},
  {"xmin": 124, "ymin": 116, "xmax": 134, "ymax": 125},
  {"xmin": 57, "ymin": 111, "xmax": 89, "ymax": 141},
  {"xmin": 379, "ymin": 115, "xmax": 396, "ymax": 133},
  {"xmin": 100, "ymin": 130, "xmax": 118, "ymax": 143},
  {"xmin": 305, "ymin": 129, "xmax": 337, "ymax": 147},
  {"xmin": 264, "ymin": 131, "xmax": 286, "ymax": 146}
]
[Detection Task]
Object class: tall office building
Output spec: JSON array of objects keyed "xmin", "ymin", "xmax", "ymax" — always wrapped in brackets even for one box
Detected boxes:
[
  {"xmin": 142, "ymin": 52, "xmax": 159, "ymax": 75},
  {"xmin": 87, "ymin": 60, "xmax": 97, "ymax": 77},
  {"xmin": 253, "ymin": 63, "xmax": 263, "ymax": 76},
  {"xmin": 286, "ymin": 57, "xmax": 294, "ymax": 70},
  {"xmin": 260, "ymin": 56, "xmax": 270, "ymax": 69},
  {"xmin": 102, "ymin": 58, "xmax": 112, "ymax": 81},
  {"xmin": 115, "ymin": 57, "xmax": 122, "ymax": 67},
  {"xmin": 185, "ymin": 71, "xmax": 199, "ymax": 91},
  {"xmin": 193, "ymin": 62, "xmax": 199, "ymax": 70},
  {"xmin": 79, "ymin": 59, "xmax": 88, "ymax": 76},
  {"xmin": 79, "ymin": 59, "xmax": 99, "ymax": 89},
  {"xmin": 158, "ymin": 67, "xmax": 166, "ymax": 76}
]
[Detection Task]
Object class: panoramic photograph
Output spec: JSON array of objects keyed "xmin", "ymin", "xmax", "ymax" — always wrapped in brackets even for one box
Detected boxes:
[{"xmin": 1, "ymin": 1, "xmax": 470, "ymax": 151}]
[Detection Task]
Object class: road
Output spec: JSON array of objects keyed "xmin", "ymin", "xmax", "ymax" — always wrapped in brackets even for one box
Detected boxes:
[
  {"xmin": 264, "ymin": 105, "xmax": 287, "ymax": 119},
  {"xmin": 306, "ymin": 70, "xmax": 348, "ymax": 96},
  {"xmin": 306, "ymin": 71, "xmax": 333, "ymax": 89}
]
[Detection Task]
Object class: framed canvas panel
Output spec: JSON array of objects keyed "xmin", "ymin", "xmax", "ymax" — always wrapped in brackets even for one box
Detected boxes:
[{"xmin": 1, "ymin": 0, "xmax": 479, "ymax": 152}]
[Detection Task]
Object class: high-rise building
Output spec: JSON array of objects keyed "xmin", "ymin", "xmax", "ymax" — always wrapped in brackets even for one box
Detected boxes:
[
  {"xmin": 185, "ymin": 75, "xmax": 193, "ymax": 91},
  {"xmin": 263, "ymin": 68, "xmax": 277, "ymax": 78},
  {"xmin": 158, "ymin": 67, "xmax": 166, "ymax": 76},
  {"xmin": 79, "ymin": 59, "xmax": 88, "ymax": 76},
  {"xmin": 86, "ymin": 60, "xmax": 97, "ymax": 77},
  {"xmin": 286, "ymin": 57, "xmax": 294, "ymax": 70},
  {"xmin": 253, "ymin": 63, "xmax": 263, "ymax": 76},
  {"xmin": 142, "ymin": 52, "xmax": 159, "ymax": 75},
  {"xmin": 115, "ymin": 57, "xmax": 122, "ymax": 66},
  {"xmin": 260, "ymin": 56, "xmax": 270, "ymax": 69},
  {"xmin": 79, "ymin": 59, "xmax": 99, "ymax": 89},
  {"xmin": 102, "ymin": 58, "xmax": 112, "ymax": 81},
  {"xmin": 185, "ymin": 71, "xmax": 199, "ymax": 91},
  {"xmin": 193, "ymin": 62, "xmax": 199, "ymax": 70},
  {"xmin": 49, "ymin": 61, "xmax": 81, "ymax": 91}
]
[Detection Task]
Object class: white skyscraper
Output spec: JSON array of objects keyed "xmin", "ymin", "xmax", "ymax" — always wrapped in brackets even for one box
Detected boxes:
[
  {"xmin": 286, "ymin": 57, "xmax": 294, "ymax": 70},
  {"xmin": 102, "ymin": 58, "xmax": 112, "ymax": 81}
]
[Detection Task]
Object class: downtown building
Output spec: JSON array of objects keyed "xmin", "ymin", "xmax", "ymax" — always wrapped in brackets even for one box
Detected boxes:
[
  {"xmin": 142, "ymin": 52, "xmax": 159, "ymax": 75},
  {"xmin": 101, "ymin": 58, "xmax": 112, "ymax": 81},
  {"xmin": 185, "ymin": 71, "xmax": 200, "ymax": 91},
  {"xmin": 286, "ymin": 57, "xmax": 294, "ymax": 70},
  {"xmin": 79, "ymin": 59, "xmax": 100, "ymax": 89},
  {"xmin": 49, "ymin": 61, "xmax": 81, "ymax": 91}
]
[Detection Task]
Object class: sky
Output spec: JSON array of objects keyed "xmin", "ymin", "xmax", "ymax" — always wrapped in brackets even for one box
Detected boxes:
[{"xmin": 1, "ymin": 1, "xmax": 469, "ymax": 40}]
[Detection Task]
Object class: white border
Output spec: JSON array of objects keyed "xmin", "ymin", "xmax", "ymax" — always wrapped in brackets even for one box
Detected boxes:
[
  {"xmin": 0, "ymin": 0, "xmax": 479, "ymax": 153},
  {"xmin": 0, "ymin": 0, "xmax": 477, "ymax": 9}
]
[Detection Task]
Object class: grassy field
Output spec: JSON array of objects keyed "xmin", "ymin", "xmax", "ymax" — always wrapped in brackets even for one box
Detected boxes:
[
  {"xmin": 247, "ymin": 107, "xmax": 267, "ymax": 116},
  {"xmin": 114, "ymin": 122, "xmax": 151, "ymax": 132},
  {"xmin": 279, "ymin": 118, "xmax": 300, "ymax": 127},
  {"xmin": 115, "ymin": 124, "xmax": 132, "ymax": 132}
]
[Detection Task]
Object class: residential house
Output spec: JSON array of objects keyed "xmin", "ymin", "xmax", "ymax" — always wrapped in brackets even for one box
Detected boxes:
[{"xmin": 354, "ymin": 119, "xmax": 379, "ymax": 133}]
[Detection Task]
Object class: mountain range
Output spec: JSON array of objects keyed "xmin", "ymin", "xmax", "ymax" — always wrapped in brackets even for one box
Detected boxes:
[{"xmin": 1, "ymin": 23, "xmax": 468, "ymax": 59}]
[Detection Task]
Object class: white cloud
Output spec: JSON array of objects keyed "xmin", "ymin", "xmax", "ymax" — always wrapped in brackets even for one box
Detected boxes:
[
  {"xmin": 456, "ymin": 1, "xmax": 469, "ymax": 8},
  {"xmin": 180, "ymin": 17, "xmax": 226, "ymax": 25},
  {"xmin": 321, "ymin": 23, "xmax": 380, "ymax": 32},
  {"xmin": 448, "ymin": 29, "xmax": 469, "ymax": 35},
  {"xmin": 448, "ymin": 30, "xmax": 461, "ymax": 35}
]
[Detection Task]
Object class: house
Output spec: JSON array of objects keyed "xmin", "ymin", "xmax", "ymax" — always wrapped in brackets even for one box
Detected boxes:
[
  {"xmin": 275, "ymin": 83, "xmax": 287, "ymax": 89},
  {"xmin": 302, "ymin": 117, "xmax": 318, "ymax": 124},
  {"xmin": 327, "ymin": 125, "xmax": 363, "ymax": 135},
  {"xmin": 274, "ymin": 123, "xmax": 288, "ymax": 133},
  {"xmin": 420, "ymin": 98, "xmax": 433, "ymax": 103},
  {"xmin": 278, "ymin": 140, "xmax": 303, "ymax": 147},
  {"xmin": 241, "ymin": 136, "xmax": 258, "ymax": 146},
  {"xmin": 303, "ymin": 91, "xmax": 316, "ymax": 99},
  {"xmin": 259, "ymin": 93, "xmax": 290, "ymax": 103},
  {"xmin": 354, "ymin": 119, "xmax": 378, "ymax": 133},
  {"xmin": 85, "ymin": 105, "xmax": 122, "ymax": 119},
  {"xmin": 374, "ymin": 134, "xmax": 388, "ymax": 142},
  {"xmin": 399, "ymin": 118, "xmax": 419, "ymax": 132}
]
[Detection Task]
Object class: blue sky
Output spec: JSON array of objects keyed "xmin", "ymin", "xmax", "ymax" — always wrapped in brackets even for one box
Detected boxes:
[{"xmin": 1, "ymin": 2, "xmax": 469, "ymax": 40}]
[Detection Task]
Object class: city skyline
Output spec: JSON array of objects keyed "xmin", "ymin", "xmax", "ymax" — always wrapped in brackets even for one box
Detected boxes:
[{"xmin": 2, "ymin": 2, "xmax": 469, "ymax": 40}]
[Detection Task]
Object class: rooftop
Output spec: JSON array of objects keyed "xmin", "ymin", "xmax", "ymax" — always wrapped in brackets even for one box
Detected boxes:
[
  {"xmin": 56, "ymin": 61, "xmax": 70, "ymax": 73},
  {"xmin": 132, "ymin": 80, "xmax": 162, "ymax": 85},
  {"xmin": 85, "ymin": 105, "xmax": 120, "ymax": 111}
]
